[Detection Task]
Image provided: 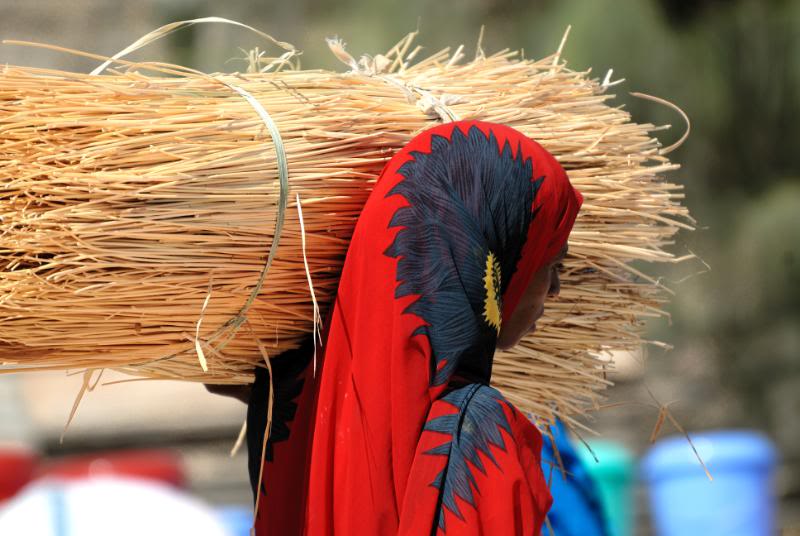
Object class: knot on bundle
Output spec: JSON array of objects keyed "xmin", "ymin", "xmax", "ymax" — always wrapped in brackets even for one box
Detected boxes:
[{"xmin": 326, "ymin": 37, "xmax": 462, "ymax": 123}]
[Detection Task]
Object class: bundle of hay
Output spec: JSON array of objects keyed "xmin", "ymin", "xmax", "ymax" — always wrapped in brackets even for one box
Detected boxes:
[{"xmin": 0, "ymin": 28, "xmax": 692, "ymax": 427}]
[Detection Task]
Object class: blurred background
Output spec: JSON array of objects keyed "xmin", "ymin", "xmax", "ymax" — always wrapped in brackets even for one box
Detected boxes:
[{"xmin": 0, "ymin": 0, "xmax": 798, "ymax": 534}]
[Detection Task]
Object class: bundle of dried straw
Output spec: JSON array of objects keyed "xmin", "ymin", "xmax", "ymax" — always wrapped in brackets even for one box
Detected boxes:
[{"xmin": 0, "ymin": 26, "xmax": 692, "ymax": 427}]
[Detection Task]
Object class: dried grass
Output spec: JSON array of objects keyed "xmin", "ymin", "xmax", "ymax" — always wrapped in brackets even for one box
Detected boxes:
[{"xmin": 0, "ymin": 31, "xmax": 693, "ymax": 425}]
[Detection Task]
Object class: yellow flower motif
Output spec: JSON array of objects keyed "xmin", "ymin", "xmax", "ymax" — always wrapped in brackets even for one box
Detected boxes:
[{"xmin": 483, "ymin": 251, "xmax": 502, "ymax": 333}]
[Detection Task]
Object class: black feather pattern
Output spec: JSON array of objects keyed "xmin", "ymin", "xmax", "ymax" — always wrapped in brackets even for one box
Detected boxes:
[
  {"xmin": 424, "ymin": 384, "xmax": 516, "ymax": 531},
  {"xmin": 384, "ymin": 125, "xmax": 543, "ymax": 386}
]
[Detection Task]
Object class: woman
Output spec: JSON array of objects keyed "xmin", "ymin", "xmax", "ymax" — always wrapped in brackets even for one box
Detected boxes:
[{"xmin": 244, "ymin": 120, "xmax": 582, "ymax": 535}]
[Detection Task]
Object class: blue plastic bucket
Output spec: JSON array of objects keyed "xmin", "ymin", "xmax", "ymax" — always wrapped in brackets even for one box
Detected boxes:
[
  {"xmin": 642, "ymin": 430, "xmax": 777, "ymax": 535},
  {"xmin": 216, "ymin": 505, "xmax": 253, "ymax": 536}
]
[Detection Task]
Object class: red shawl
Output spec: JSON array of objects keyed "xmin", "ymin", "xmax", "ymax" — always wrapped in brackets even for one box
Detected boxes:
[{"xmin": 248, "ymin": 120, "xmax": 583, "ymax": 535}]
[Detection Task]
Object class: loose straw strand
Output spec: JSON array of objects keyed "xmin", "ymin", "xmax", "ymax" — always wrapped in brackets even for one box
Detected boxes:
[
  {"xmin": 90, "ymin": 17, "xmax": 296, "ymax": 76},
  {"xmin": 630, "ymin": 92, "xmax": 691, "ymax": 155},
  {"xmin": 296, "ymin": 193, "xmax": 322, "ymax": 376},
  {"xmin": 248, "ymin": 323, "xmax": 275, "ymax": 532},
  {"xmin": 230, "ymin": 420, "xmax": 248, "ymax": 458},
  {"xmin": 194, "ymin": 286, "xmax": 212, "ymax": 372}
]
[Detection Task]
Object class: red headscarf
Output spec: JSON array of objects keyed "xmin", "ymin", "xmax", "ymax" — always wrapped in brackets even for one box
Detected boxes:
[{"xmin": 249, "ymin": 120, "xmax": 582, "ymax": 535}]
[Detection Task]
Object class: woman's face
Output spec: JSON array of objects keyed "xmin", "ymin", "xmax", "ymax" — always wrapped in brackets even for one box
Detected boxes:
[{"xmin": 496, "ymin": 244, "xmax": 567, "ymax": 350}]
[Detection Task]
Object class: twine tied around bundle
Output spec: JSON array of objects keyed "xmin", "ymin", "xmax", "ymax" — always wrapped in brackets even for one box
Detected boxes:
[{"xmin": 87, "ymin": 17, "xmax": 305, "ymax": 371}]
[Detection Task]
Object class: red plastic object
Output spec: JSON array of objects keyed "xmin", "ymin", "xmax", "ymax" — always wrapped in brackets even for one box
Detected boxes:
[
  {"xmin": 0, "ymin": 445, "xmax": 39, "ymax": 501},
  {"xmin": 36, "ymin": 449, "xmax": 185, "ymax": 488}
]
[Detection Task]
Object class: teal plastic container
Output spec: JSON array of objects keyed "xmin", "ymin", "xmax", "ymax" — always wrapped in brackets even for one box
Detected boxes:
[{"xmin": 576, "ymin": 440, "xmax": 636, "ymax": 536}]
